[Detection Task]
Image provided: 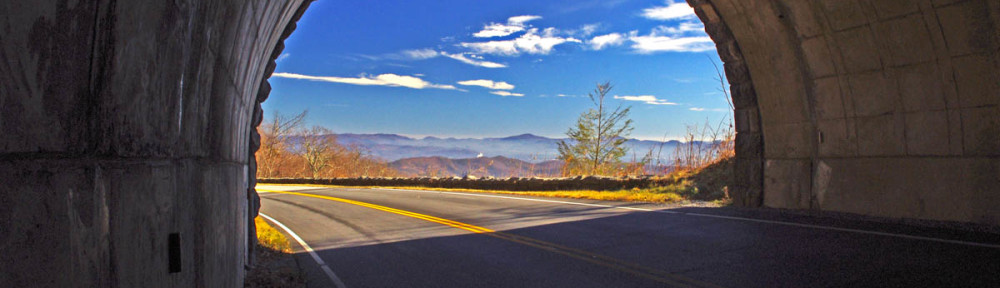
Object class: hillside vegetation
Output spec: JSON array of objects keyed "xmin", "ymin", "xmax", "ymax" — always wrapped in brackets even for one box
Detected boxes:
[
  {"xmin": 258, "ymin": 85, "xmax": 735, "ymax": 202},
  {"xmin": 256, "ymin": 111, "xmax": 397, "ymax": 179}
]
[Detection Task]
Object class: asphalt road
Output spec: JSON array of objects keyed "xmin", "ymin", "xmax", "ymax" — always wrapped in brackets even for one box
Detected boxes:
[{"xmin": 257, "ymin": 185, "xmax": 1000, "ymax": 288}]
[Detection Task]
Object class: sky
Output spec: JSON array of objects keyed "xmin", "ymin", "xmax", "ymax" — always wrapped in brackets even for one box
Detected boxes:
[{"xmin": 265, "ymin": 0, "xmax": 731, "ymax": 141}]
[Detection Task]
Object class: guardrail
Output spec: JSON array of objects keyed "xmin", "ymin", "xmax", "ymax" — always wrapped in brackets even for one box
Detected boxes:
[{"xmin": 258, "ymin": 176, "xmax": 677, "ymax": 191}]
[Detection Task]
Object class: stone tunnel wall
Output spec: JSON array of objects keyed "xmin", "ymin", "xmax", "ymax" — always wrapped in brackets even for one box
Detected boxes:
[
  {"xmin": 690, "ymin": 0, "xmax": 1000, "ymax": 224},
  {"xmin": 0, "ymin": 1, "xmax": 307, "ymax": 287},
  {"xmin": 1, "ymin": 0, "xmax": 999, "ymax": 287}
]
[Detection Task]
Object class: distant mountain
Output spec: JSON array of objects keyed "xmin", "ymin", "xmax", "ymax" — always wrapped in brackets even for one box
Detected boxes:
[
  {"xmin": 490, "ymin": 133, "xmax": 554, "ymax": 142},
  {"xmin": 389, "ymin": 156, "xmax": 564, "ymax": 178},
  {"xmin": 334, "ymin": 133, "xmax": 700, "ymax": 163}
]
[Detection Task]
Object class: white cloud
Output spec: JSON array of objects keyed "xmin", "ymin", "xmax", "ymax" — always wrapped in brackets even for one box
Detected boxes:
[
  {"xmin": 562, "ymin": 23, "xmax": 601, "ymax": 37},
  {"xmin": 589, "ymin": 33, "xmax": 625, "ymax": 50},
  {"xmin": 272, "ymin": 72, "xmax": 459, "ymax": 90},
  {"xmin": 401, "ymin": 48, "xmax": 440, "ymax": 60},
  {"xmin": 441, "ymin": 52, "xmax": 507, "ymax": 68},
  {"xmin": 490, "ymin": 91, "xmax": 525, "ymax": 97},
  {"xmin": 462, "ymin": 28, "xmax": 582, "ymax": 56},
  {"xmin": 613, "ymin": 95, "xmax": 678, "ymax": 105},
  {"xmin": 277, "ymin": 53, "xmax": 291, "ymax": 62},
  {"xmin": 473, "ymin": 15, "xmax": 542, "ymax": 38},
  {"xmin": 458, "ymin": 79, "xmax": 515, "ymax": 90},
  {"xmin": 394, "ymin": 48, "xmax": 505, "ymax": 68},
  {"xmin": 642, "ymin": 1, "xmax": 697, "ymax": 20},
  {"xmin": 630, "ymin": 34, "xmax": 714, "ymax": 53},
  {"xmin": 657, "ymin": 21, "xmax": 705, "ymax": 35},
  {"xmin": 579, "ymin": 24, "xmax": 599, "ymax": 36},
  {"xmin": 689, "ymin": 107, "xmax": 727, "ymax": 112},
  {"xmin": 474, "ymin": 23, "xmax": 527, "ymax": 38},
  {"xmin": 628, "ymin": 23, "xmax": 715, "ymax": 53},
  {"xmin": 508, "ymin": 15, "xmax": 542, "ymax": 25}
]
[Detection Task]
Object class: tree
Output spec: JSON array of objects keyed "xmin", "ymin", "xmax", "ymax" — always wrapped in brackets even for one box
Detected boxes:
[
  {"xmin": 257, "ymin": 110, "xmax": 307, "ymax": 178},
  {"xmin": 557, "ymin": 82, "xmax": 634, "ymax": 176},
  {"xmin": 296, "ymin": 125, "xmax": 343, "ymax": 179}
]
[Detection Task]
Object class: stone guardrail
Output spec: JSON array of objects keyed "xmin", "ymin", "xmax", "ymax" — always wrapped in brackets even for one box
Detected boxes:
[{"xmin": 257, "ymin": 176, "xmax": 678, "ymax": 192}]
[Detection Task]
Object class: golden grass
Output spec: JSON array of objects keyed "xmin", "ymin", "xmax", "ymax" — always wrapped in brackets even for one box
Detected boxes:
[
  {"xmin": 506, "ymin": 189, "xmax": 685, "ymax": 203},
  {"xmin": 259, "ymin": 183, "xmax": 688, "ymax": 204},
  {"xmin": 255, "ymin": 216, "xmax": 291, "ymax": 253},
  {"xmin": 257, "ymin": 153, "xmax": 735, "ymax": 205},
  {"xmin": 246, "ymin": 216, "xmax": 303, "ymax": 287}
]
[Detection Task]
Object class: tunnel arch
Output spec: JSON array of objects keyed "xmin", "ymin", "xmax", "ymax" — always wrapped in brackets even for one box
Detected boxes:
[
  {"xmin": 251, "ymin": 0, "xmax": 1000, "ymax": 224},
  {"xmin": 0, "ymin": 0, "xmax": 997, "ymax": 287},
  {"xmin": 677, "ymin": 0, "xmax": 1000, "ymax": 223}
]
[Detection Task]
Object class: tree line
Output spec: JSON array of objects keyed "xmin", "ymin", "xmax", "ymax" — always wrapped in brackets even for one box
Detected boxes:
[
  {"xmin": 256, "ymin": 110, "xmax": 397, "ymax": 179},
  {"xmin": 556, "ymin": 81, "xmax": 734, "ymax": 177},
  {"xmin": 256, "ymin": 81, "xmax": 733, "ymax": 179}
]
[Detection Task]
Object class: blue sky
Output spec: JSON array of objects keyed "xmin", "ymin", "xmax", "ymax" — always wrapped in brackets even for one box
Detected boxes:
[{"xmin": 265, "ymin": 0, "xmax": 731, "ymax": 141}]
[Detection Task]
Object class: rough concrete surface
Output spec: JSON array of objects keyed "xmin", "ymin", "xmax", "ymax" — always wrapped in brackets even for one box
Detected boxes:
[
  {"xmin": 691, "ymin": 0, "xmax": 1000, "ymax": 224},
  {"xmin": 1, "ymin": 0, "xmax": 308, "ymax": 287},
  {"xmin": 0, "ymin": 0, "xmax": 998, "ymax": 286}
]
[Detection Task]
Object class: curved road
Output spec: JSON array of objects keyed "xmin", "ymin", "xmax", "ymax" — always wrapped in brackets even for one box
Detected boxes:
[{"xmin": 257, "ymin": 185, "xmax": 1000, "ymax": 288}]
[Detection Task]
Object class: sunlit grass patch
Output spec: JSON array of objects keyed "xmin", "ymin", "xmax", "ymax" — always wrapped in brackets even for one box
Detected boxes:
[
  {"xmin": 517, "ymin": 189, "xmax": 686, "ymax": 203},
  {"xmin": 256, "ymin": 156, "xmax": 735, "ymax": 205},
  {"xmin": 255, "ymin": 216, "xmax": 291, "ymax": 253},
  {"xmin": 245, "ymin": 216, "xmax": 302, "ymax": 288},
  {"xmin": 367, "ymin": 186, "xmax": 691, "ymax": 204}
]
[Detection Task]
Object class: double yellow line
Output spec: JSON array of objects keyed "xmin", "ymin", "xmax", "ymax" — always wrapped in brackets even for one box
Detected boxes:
[
  {"xmin": 260, "ymin": 189, "xmax": 721, "ymax": 288},
  {"xmin": 265, "ymin": 190, "xmax": 495, "ymax": 233}
]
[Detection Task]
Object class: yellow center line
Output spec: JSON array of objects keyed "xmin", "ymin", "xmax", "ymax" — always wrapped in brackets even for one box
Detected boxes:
[{"xmin": 260, "ymin": 189, "xmax": 722, "ymax": 288}]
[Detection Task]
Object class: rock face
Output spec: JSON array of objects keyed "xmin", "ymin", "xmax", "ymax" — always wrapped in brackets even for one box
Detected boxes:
[
  {"xmin": 0, "ymin": 1, "xmax": 310, "ymax": 287},
  {"xmin": 0, "ymin": 0, "xmax": 998, "ymax": 287}
]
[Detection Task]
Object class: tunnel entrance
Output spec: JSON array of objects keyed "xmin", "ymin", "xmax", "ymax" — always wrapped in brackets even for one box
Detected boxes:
[
  {"xmin": 1, "ymin": 0, "xmax": 997, "ymax": 287},
  {"xmin": 253, "ymin": 1, "xmax": 737, "ymax": 181},
  {"xmin": 255, "ymin": 0, "xmax": 1000, "ymax": 224}
]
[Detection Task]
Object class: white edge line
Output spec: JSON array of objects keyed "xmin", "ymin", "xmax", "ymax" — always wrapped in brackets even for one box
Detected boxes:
[
  {"xmin": 259, "ymin": 213, "xmax": 348, "ymax": 288},
  {"xmin": 376, "ymin": 188, "xmax": 1000, "ymax": 249}
]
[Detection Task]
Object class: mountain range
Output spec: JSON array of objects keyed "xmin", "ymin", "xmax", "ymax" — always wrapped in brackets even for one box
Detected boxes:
[
  {"xmin": 333, "ymin": 133, "xmax": 687, "ymax": 163},
  {"xmin": 389, "ymin": 156, "xmax": 564, "ymax": 178}
]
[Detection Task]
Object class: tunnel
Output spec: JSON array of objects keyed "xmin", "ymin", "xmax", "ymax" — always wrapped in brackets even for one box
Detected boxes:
[{"xmin": 0, "ymin": 0, "xmax": 996, "ymax": 286}]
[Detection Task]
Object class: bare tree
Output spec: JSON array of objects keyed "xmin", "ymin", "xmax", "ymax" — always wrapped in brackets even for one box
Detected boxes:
[
  {"xmin": 557, "ymin": 82, "xmax": 634, "ymax": 176},
  {"xmin": 296, "ymin": 125, "xmax": 342, "ymax": 179},
  {"xmin": 257, "ymin": 110, "xmax": 307, "ymax": 178}
]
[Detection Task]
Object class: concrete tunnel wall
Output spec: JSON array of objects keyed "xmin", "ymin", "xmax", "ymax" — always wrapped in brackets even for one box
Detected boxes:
[
  {"xmin": 688, "ymin": 0, "xmax": 1000, "ymax": 224},
  {"xmin": 0, "ymin": 0, "xmax": 998, "ymax": 287},
  {"xmin": 0, "ymin": 0, "xmax": 309, "ymax": 287}
]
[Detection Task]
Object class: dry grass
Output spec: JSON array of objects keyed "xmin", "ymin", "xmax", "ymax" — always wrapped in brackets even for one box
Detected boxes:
[
  {"xmin": 255, "ymin": 216, "xmax": 291, "ymax": 253},
  {"xmin": 260, "ymin": 183, "xmax": 694, "ymax": 204},
  {"xmin": 401, "ymin": 186, "xmax": 688, "ymax": 203},
  {"xmin": 245, "ymin": 216, "xmax": 303, "ymax": 288}
]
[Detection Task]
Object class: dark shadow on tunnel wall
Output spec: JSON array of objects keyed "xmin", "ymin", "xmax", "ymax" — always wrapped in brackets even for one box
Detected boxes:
[
  {"xmin": 248, "ymin": 0, "xmax": 316, "ymax": 268},
  {"xmin": 691, "ymin": 0, "xmax": 765, "ymax": 207}
]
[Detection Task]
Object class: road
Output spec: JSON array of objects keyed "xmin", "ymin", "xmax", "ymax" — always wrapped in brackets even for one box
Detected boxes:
[{"xmin": 257, "ymin": 185, "xmax": 1000, "ymax": 288}]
